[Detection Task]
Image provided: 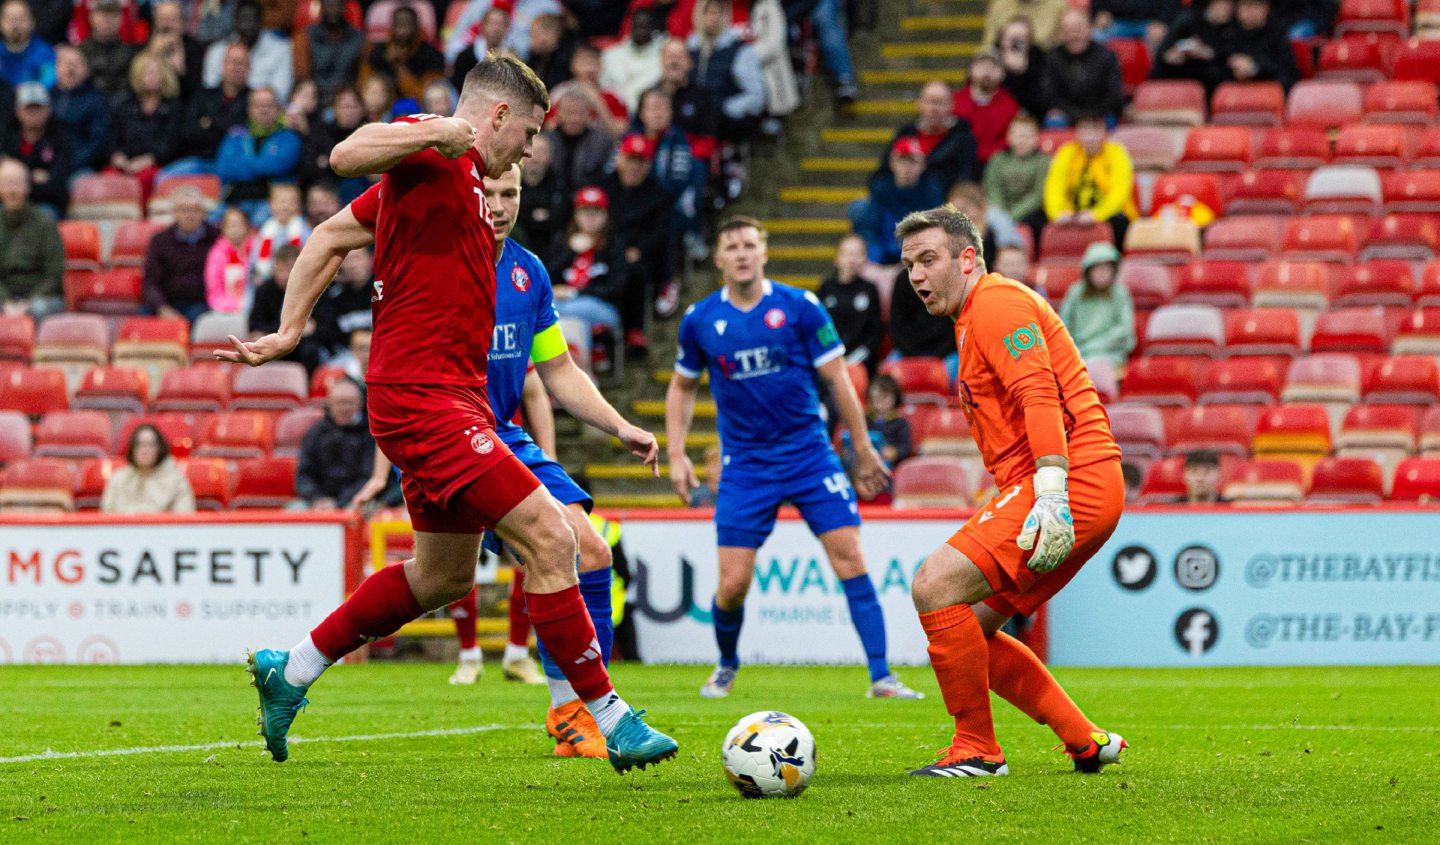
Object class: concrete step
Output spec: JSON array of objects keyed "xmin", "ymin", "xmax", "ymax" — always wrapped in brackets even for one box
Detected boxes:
[
  {"xmin": 801, "ymin": 156, "xmax": 876, "ymax": 173},
  {"xmin": 593, "ymin": 493, "xmax": 686, "ymax": 510},
  {"xmin": 772, "ymin": 273, "xmax": 823, "ymax": 289},
  {"xmin": 820, "ymin": 126, "xmax": 896, "ymax": 144},
  {"xmin": 898, "ymin": 14, "xmax": 985, "ymax": 32},
  {"xmin": 586, "ymin": 462, "xmax": 712, "ymax": 481},
  {"xmin": 881, "ymin": 41, "xmax": 979, "ymax": 59},
  {"xmin": 777, "ymin": 186, "xmax": 867, "ymax": 204},
  {"xmin": 768, "ymin": 244, "xmax": 843, "ymax": 261},
  {"xmin": 763, "ymin": 217, "xmax": 850, "ymax": 235},
  {"xmin": 860, "ymin": 67, "xmax": 969, "ymax": 85},
  {"xmin": 632, "ymin": 398, "xmax": 714, "ymax": 418},
  {"xmin": 849, "ymin": 99, "xmax": 915, "ymax": 116}
]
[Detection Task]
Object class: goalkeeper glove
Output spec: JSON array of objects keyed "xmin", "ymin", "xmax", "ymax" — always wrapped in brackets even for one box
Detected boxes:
[{"xmin": 1016, "ymin": 466, "xmax": 1075, "ymax": 573}]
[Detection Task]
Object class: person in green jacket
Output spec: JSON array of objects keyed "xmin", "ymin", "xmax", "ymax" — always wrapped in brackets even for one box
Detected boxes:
[
  {"xmin": 983, "ymin": 112, "xmax": 1051, "ymax": 239},
  {"xmin": 0, "ymin": 158, "xmax": 63, "ymax": 319},
  {"xmin": 1058, "ymin": 241, "xmax": 1135, "ymax": 369}
]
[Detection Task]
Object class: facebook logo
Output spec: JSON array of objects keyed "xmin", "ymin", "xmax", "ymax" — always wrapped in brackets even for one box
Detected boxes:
[{"xmin": 1173, "ymin": 608, "xmax": 1220, "ymax": 657}]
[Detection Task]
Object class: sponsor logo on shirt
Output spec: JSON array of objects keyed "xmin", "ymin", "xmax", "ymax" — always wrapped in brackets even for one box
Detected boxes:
[
  {"xmin": 716, "ymin": 346, "xmax": 787, "ymax": 380},
  {"xmin": 511, "ymin": 266, "xmax": 530, "ymax": 292},
  {"xmin": 1003, "ymin": 323, "xmax": 1045, "ymax": 359},
  {"xmin": 490, "ymin": 322, "xmax": 526, "ymax": 362}
]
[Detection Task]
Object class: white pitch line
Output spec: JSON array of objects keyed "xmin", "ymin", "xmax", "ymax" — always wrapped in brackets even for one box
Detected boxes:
[{"xmin": 0, "ymin": 723, "xmax": 539, "ymax": 765}]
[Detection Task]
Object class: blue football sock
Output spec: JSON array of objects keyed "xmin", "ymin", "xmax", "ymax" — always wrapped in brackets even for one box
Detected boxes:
[
  {"xmin": 537, "ymin": 569, "xmax": 615, "ymax": 679},
  {"xmin": 712, "ymin": 598, "xmax": 744, "ymax": 670},
  {"xmin": 841, "ymin": 574, "xmax": 890, "ymax": 682}
]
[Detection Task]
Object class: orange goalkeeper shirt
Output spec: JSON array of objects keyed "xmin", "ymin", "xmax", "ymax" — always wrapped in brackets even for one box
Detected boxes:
[{"xmin": 953, "ymin": 273, "xmax": 1120, "ymax": 489}]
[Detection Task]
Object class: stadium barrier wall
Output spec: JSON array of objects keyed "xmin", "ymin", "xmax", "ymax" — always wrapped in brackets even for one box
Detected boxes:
[{"xmin": 0, "ymin": 513, "xmax": 363, "ymax": 664}]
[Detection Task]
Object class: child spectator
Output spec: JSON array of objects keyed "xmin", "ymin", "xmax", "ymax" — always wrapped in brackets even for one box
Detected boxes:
[
  {"xmin": 866, "ymin": 374, "xmax": 913, "ymax": 468},
  {"xmin": 1058, "ymin": 241, "xmax": 1136, "ymax": 368},
  {"xmin": 250, "ymin": 183, "xmax": 310, "ymax": 283},
  {"xmin": 992, "ymin": 245, "xmax": 1036, "ymax": 293},
  {"xmin": 984, "ymin": 113, "xmax": 1051, "ymax": 239},
  {"xmin": 205, "ymin": 206, "xmax": 253, "ymax": 314},
  {"xmin": 1184, "ymin": 450, "xmax": 1227, "ymax": 504},
  {"xmin": 544, "ymin": 186, "xmax": 628, "ymax": 355},
  {"xmin": 689, "ymin": 443, "xmax": 722, "ymax": 507}
]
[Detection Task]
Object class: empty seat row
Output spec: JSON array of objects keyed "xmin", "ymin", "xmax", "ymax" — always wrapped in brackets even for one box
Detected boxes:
[
  {"xmin": 1142, "ymin": 305, "xmax": 1440, "ymax": 357},
  {"xmin": 1123, "ymin": 353, "xmax": 1440, "ymax": 405},
  {"xmin": 1137, "ymin": 453, "xmax": 1440, "ymax": 504},
  {"xmin": 1131, "ymin": 77, "xmax": 1440, "ymax": 130},
  {"xmin": 1113, "ymin": 401, "xmax": 1440, "ymax": 458},
  {"xmin": 0, "ymin": 362, "xmax": 315, "ymax": 415},
  {"xmin": 0, "ymin": 455, "xmax": 296, "ymax": 512}
]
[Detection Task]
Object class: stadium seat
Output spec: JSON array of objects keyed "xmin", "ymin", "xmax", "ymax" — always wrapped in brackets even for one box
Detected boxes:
[
  {"xmin": 1418, "ymin": 262, "xmax": 1440, "ymax": 306},
  {"xmin": 1120, "ymin": 356, "xmax": 1198, "ymax": 405},
  {"xmin": 0, "ymin": 457, "xmax": 74, "ymax": 512},
  {"xmin": 1225, "ymin": 309, "xmax": 1303, "ymax": 356},
  {"xmin": 112, "ymin": 316, "xmax": 190, "ymax": 391},
  {"xmin": 1223, "ymin": 459, "xmax": 1307, "ymax": 503},
  {"xmin": 1283, "ymin": 354, "xmax": 1364, "ymax": 408},
  {"xmin": 1111, "ymin": 125, "xmax": 1184, "ymax": 171},
  {"xmin": 1124, "ymin": 218, "xmax": 1200, "ymax": 264},
  {"xmin": 1422, "ymin": 406, "xmax": 1440, "ymax": 454},
  {"xmin": 1203, "ymin": 216, "xmax": 1285, "ymax": 261},
  {"xmin": 1115, "ymin": 261, "xmax": 1174, "ymax": 309},
  {"xmin": 881, "ymin": 358, "xmax": 950, "ymax": 405},
  {"xmin": 1106, "ymin": 38, "xmax": 1151, "ymax": 94},
  {"xmin": 1337, "ymin": 404, "xmax": 1418, "ymax": 471},
  {"xmin": 1037, "ymin": 128, "xmax": 1075, "ymax": 155},
  {"xmin": 153, "ymin": 365, "xmax": 232, "ymax": 413},
  {"xmin": 1363, "ymin": 80, "xmax": 1439, "ymax": 124},
  {"xmin": 273, "ymin": 407, "xmax": 324, "ymax": 459},
  {"xmin": 32, "ymin": 314, "xmax": 108, "ymax": 390},
  {"xmin": 1175, "ymin": 260, "xmax": 1251, "ymax": 307},
  {"xmin": 1335, "ymin": 0, "xmax": 1410, "ymax": 36},
  {"xmin": 231, "ymin": 458, "xmax": 298, "ymax": 509},
  {"xmin": 33, "ymin": 410, "xmax": 112, "ymax": 459},
  {"xmin": 69, "ymin": 173, "xmax": 144, "ymax": 221},
  {"xmin": 1308, "ymin": 456, "xmax": 1385, "ymax": 503},
  {"xmin": 1253, "ymin": 261, "xmax": 1333, "ymax": 315},
  {"xmin": 1166, "ymin": 404, "xmax": 1257, "ymax": 457},
  {"xmin": 1392, "ymin": 39, "xmax": 1440, "ymax": 83},
  {"xmin": 891, "ymin": 456, "xmax": 970, "ymax": 508},
  {"xmin": 195, "ymin": 411, "xmax": 275, "ymax": 459},
  {"xmin": 0, "ymin": 410, "xmax": 32, "ymax": 465},
  {"xmin": 58, "ymin": 220, "xmax": 102, "ymax": 271},
  {"xmin": 1334, "ymin": 124, "xmax": 1412, "ymax": 169},
  {"xmin": 1286, "ymin": 80, "xmax": 1364, "ymax": 130},
  {"xmin": 1227, "ymin": 170, "xmax": 1305, "ymax": 215},
  {"xmin": 1310, "ymin": 307, "xmax": 1391, "ymax": 353},
  {"xmin": 914, "ymin": 407, "xmax": 975, "ymax": 457},
  {"xmin": 69, "ymin": 268, "xmax": 144, "ymax": 315},
  {"xmin": 1391, "ymin": 456, "xmax": 1440, "ymax": 501},
  {"xmin": 72, "ymin": 366, "xmax": 149, "ymax": 415},
  {"xmin": 1253, "ymin": 403, "xmax": 1334, "ymax": 455},
  {"xmin": 1256, "ymin": 128, "xmax": 1332, "ymax": 169},
  {"xmin": 1381, "ymin": 170, "xmax": 1440, "ymax": 215},
  {"xmin": 109, "ymin": 221, "xmax": 165, "ymax": 268},
  {"xmin": 1282, "ymin": 216, "xmax": 1361, "ymax": 263},
  {"xmin": 1178, "ymin": 126, "xmax": 1252, "ymax": 173},
  {"xmin": 1365, "ymin": 355, "xmax": 1440, "ymax": 404},
  {"xmin": 848, "ymin": 362, "xmax": 868, "ymax": 402},
  {"xmin": 231, "ymin": 362, "xmax": 309, "ymax": 411},
  {"xmin": 1392, "ymin": 308, "xmax": 1440, "ymax": 355},
  {"xmin": 309, "ymin": 364, "xmax": 350, "ymax": 401},
  {"xmin": 184, "ymin": 458, "xmax": 231, "ymax": 511},
  {"xmin": 1210, "ymin": 81, "xmax": 1286, "ymax": 126},
  {"xmin": 74, "ymin": 457, "xmax": 116, "ymax": 510},
  {"xmin": 1149, "ymin": 173, "xmax": 1225, "ymax": 219},
  {"xmin": 117, "ymin": 413, "xmax": 199, "ymax": 459},
  {"xmin": 1039, "ymin": 221, "xmax": 1113, "ymax": 262},
  {"xmin": 1109, "ymin": 403, "xmax": 1167, "ymax": 459},
  {"xmin": 190, "ymin": 312, "xmax": 248, "ymax": 363},
  {"xmin": 0, "ymin": 367, "xmax": 68, "ymax": 418},
  {"xmin": 1332, "ymin": 260, "xmax": 1414, "ymax": 308},
  {"xmin": 1303, "ymin": 166, "xmax": 1383, "ymax": 216},
  {"xmin": 0, "ymin": 313, "xmax": 33, "ymax": 362},
  {"xmin": 1083, "ymin": 357, "xmax": 1119, "ymax": 403},
  {"xmin": 1198, "ymin": 357, "xmax": 1285, "ymax": 405},
  {"xmin": 148, "ymin": 173, "xmax": 222, "ymax": 220},
  {"xmin": 1130, "ymin": 80, "xmax": 1207, "ymax": 126},
  {"xmin": 1328, "ymin": 36, "xmax": 1399, "ymax": 82},
  {"xmin": 1137, "ymin": 455, "xmax": 1189, "ymax": 503},
  {"xmin": 1144, "ymin": 304, "xmax": 1225, "ymax": 356},
  {"xmin": 1413, "ymin": 127, "xmax": 1440, "ymax": 168},
  {"xmin": 1362, "ymin": 214, "xmax": 1440, "ymax": 261},
  {"xmin": 1035, "ymin": 262, "xmax": 1081, "ymax": 303}
]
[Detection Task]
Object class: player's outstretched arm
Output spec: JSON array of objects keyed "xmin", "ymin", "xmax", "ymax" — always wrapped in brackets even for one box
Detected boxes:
[
  {"xmin": 664, "ymin": 372, "xmax": 701, "ymax": 502},
  {"xmin": 816, "ymin": 355, "xmax": 890, "ymax": 499},
  {"xmin": 329, "ymin": 116, "xmax": 477, "ymax": 176},
  {"xmin": 217, "ymin": 206, "xmax": 376, "ymax": 366},
  {"xmin": 520, "ymin": 367, "xmax": 557, "ymax": 457},
  {"xmin": 534, "ymin": 350, "xmax": 659, "ymax": 476}
]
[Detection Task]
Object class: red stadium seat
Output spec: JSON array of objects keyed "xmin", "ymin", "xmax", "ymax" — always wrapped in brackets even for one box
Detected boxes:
[
  {"xmin": 1282, "ymin": 216, "xmax": 1361, "ymax": 263},
  {"xmin": 891, "ymin": 456, "xmax": 970, "ymax": 508},
  {"xmin": 0, "ymin": 410, "xmax": 32, "ymax": 465},
  {"xmin": 1036, "ymin": 262, "xmax": 1082, "ymax": 303},
  {"xmin": 1392, "ymin": 308, "xmax": 1440, "ymax": 355},
  {"xmin": 117, "ymin": 413, "xmax": 200, "ymax": 459},
  {"xmin": 69, "ymin": 173, "xmax": 143, "ymax": 221},
  {"xmin": 33, "ymin": 410, "xmax": 112, "ymax": 459},
  {"xmin": 1283, "ymin": 354, "xmax": 1364, "ymax": 404},
  {"xmin": 1253, "ymin": 403, "xmax": 1334, "ymax": 454},
  {"xmin": 1391, "ymin": 456, "xmax": 1440, "ymax": 500},
  {"xmin": 1381, "ymin": 170, "xmax": 1440, "ymax": 214},
  {"xmin": 1130, "ymin": 80, "xmax": 1207, "ymax": 126},
  {"xmin": 1223, "ymin": 459, "xmax": 1308, "ymax": 503},
  {"xmin": 914, "ymin": 407, "xmax": 975, "ymax": 457},
  {"xmin": 1254, "ymin": 260, "xmax": 1333, "ymax": 310},
  {"xmin": 1037, "ymin": 128, "xmax": 1075, "ymax": 155},
  {"xmin": 109, "ymin": 221, "xmax": 165, "ymax": 269},
  {"xmin": 1419, "ymin": 262, "xmax": 1440, "ymax": 306},
  {"xmin": 148, "ymin": 173, "xmax": 222, "ymax": 219},
  {"xmin": 1225, "ymin": 308, "xmax": 1303, "ymax": 356},
  {"xmin": 58, "ymin": 220, "xmax": 102, "ymax": 271},
  {"xmin": 232, "ymin": 458, "xmax": 298, "ymax": 509},
  {"xmin": 1175, "ymin": 260, "xmax": 1251, "ymax": 307},
  {"xmin": 1335, "ymin": 0, "xmax": 1410, "ymax": 37},
  {"xmin": 1111, "ymin": 125, "xmax": 1184, "ymax": 171},
  {"xmin": 1227, "ymin": 170, "xmax": 1305, "ymax": 216},
  {"xmin": 0, "ymin": 313, "xmax": 33, "ymax": 362},
  {"xmin": 1210, "ymin": 82, "xmax": 1286, "ymax": 127},
  {"xmin": 1116, "ymin": 261, "xmax": 1175, "ymax": 310},
  {"xmin": 1334, "ymin": 124, "xmax": 1412, "ymax": 169},
  {"xmin": 1144, "ymin": 304, "xmax": 1225, "ymax": 357},
  {"xmin": 1364, "ymin": 80, "xmax": 1439, "ymax": 125},
  {"xmin": 1150, "ymin": 172, "xmax": 1225, "ymax": 218},
  {"xmin": 1392, "ymin": 39, "xmax": 1440, "ymax": 83},
  {"xmin": 1123, "ymin": 218, "xmax": 1201, "ymax": 264},
  {"xmin": 1039, "ymin": 221, "xmax": 1114, "ymax": 262},
  {"xmin": 1203, "ymin": 216, "xmax": 1285, "ymax": 261},
  {"xmin": 1333, "ymin": 260, "xmax": 1415, "ymax": 307},
  {"xmin": 69, "ymin": 268, "xmax": 144, "ymax": 315},
  {"xmin": 113, "ymin": 316, "xmax": 190, "ymax": 388},
  {"xmin": 0, "ymin": 457, "xmax": 74, "ymax": 512},
  {"xmin": 881, "ymin": 358, "xmax": 950, "ymax": 405},
  {"xmin": 1308, "ymin": 456, "xmax": 1385, "ymax": 503},
  {"xmin": 184, "ymin": 458, "xmax": 231, "ymax": 511},
  {"xmin": 1310, "ymin": 307, "xmax": 1391, "ymax": 353},
  {"xmin": 1198, "ymin": 357, "xmax": 1285, "ymax": 405},
  {"xmin": 1362, "ymin": 213, "xmax": 1440, "ymax": 261},
  {"xmin": 1179, "ymin": 127, "xmax": 1253, "ymax": 173},
  {"xmin": 1422, "ymin": 405, "xmax": 1440, "ymax": 454},
  {"xmin": 1365, "ymin": 355, "xmax": 1440, "ymax": 404},
  {"xmin": 231, "ymin": 362, "xmax": 308, "ymax": 411},
  {"xmin": 33, "ymin": 314, "xmax": 108, "ymax": 390},
  {"xmin": 1138, "ymin": 455, "xmax": 1191, "ymax": 503},
  {"xmin": 848, "ymin": 362, "xmax": 869, "ymax": 402},
  {"xmin": 1108, "ymin": 403, "xmax": 1167, "ymax": 462},
  {"xmin": 195, "ymin": 411, "xmax": 275, "ymax": 459},
  {"xmin": 1303, "ymin": 166, "xmax": 1383, "ymax": 216},
  {"xmin": 1106, "ymin": 38, "xmax": 1151, "ymax": 94},
  {"xmin": 74, "ymin": 457, "xmax": 117, "ymax": 510},
  {"xmin": 274, "ymin": 407, "xmax": 325, "ymax": 459},
  {"xmin": 1256, "ymin": 128, "xmax": 1332, "ymax": 170},
  {"xmin": 309, "ymin": 364, "xmax": 350, "ymax": 401},
  {"xmin": 1166, "ymin": 404, "xmax": 1257, "ymax": 457},
  {"xmin": 190, "ymin": 312, "xmax": 247, "ymax": 363},
  {"xmin": 153, "ymin": 365, "xmax": 232, "ymax": 413},
  {"xmin": 73, "ymin": 366, "xmax": 149, "ymax": 415},
  {"xmin": 0, "ymin": 367, "xmax": 67, "ymax": 418},
  {"xmin": 1317, "ymin": 35, "xmax": 1394, "ymax": 82},
  {"xmin": 1338, "ymin": 403, "xmax": 1418, "ymax": 454},
  {"xmin": 1286, "ymin": 80, "xmax": 1364, "ymax": 130},
  {"xmin": 1413, "ymin": 127, "xmax": 1440, "ymax": 168},
  {"xmin": 1121, "ymin": 356, "xmax": 1199, "ymax": 405}
]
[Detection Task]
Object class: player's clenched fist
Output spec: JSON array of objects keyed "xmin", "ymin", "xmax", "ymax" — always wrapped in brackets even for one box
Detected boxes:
[
  {"xmin": 850, "ymin": 442, "xmax": 891, "ymax": 500},
  {"xmin": 1017, "ymin": 465, "xmax": 1075, "ymax": 572},
  {"xmin": 432, "ymin": 117, "xmax": 477, "ymax": 158}
]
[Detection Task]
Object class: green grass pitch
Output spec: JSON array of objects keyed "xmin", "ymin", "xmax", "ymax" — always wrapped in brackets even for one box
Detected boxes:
[{"xmin": 3, "ymin": 663, "xmax": 1438, "ymax": 842}]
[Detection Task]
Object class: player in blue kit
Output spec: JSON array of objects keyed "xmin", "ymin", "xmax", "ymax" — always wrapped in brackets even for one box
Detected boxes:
[
  {"xmin": 349, "ymin": 164, "xmax": 660, "ymax": 758},
  {"xmin": 665, "ymin": 216, "xmax": 924, "ymax": 700}
]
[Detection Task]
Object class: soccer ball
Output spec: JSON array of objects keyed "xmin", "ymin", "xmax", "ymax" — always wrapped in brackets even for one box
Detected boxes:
[{"xmin": 721, "ymin": 711, "xmax": 817, "ymax": 799}]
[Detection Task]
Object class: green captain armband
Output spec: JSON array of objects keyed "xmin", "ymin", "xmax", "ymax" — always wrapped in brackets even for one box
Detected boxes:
[{"xmin": 530, "ymin": 322, "xmax": 568, "ymax": 364}]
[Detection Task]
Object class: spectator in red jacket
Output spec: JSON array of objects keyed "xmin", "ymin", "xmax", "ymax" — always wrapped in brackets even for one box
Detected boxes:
[{"xmin": 951, "ymin": 49, "xmax": 1019, "ymax": 166}]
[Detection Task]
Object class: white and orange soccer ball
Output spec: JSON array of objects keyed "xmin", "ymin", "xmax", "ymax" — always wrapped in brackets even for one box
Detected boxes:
[{"xmin": 721, "ymin": 711, "xmax": 817, "ymax": 798}]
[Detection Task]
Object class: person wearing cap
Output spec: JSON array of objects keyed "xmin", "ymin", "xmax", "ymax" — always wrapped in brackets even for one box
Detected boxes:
[
  {"xmin": 51, "ymin": 44, "xmax": 110, "ymax": 173},
  {"xmin": 79, "ymin": 0, "xmax": 137, "ymax": 96},
  {"xmin": 600, "ymin": 132, "xmax": 675, "ymax": 332},
  {"xmin": 873, "ymin": 80, "xmax": 976, "ymax": 195},
  {"xmin": 852, "ymin": 136, "xmax": 943, "ymax": 266},
  {"xmin": 1039, "ymin": 9, "xmax": 1125, "ymax": 127},
  {"xmin": 1043, "ymin": 112, "xmax": 1136, "ymax": 246},
  {"xmin": 544, "ymin": 185, "xmax": 629, "ymax": 356},
  {"xmin": 0, "ymin": 0, "xmax": 53, "ymax": 88},
  {"xmin": 0, "ymin": 158, "xmax": 62, "ymax": 320},
  {"xmin": 951, "ymin": 50, "xmax": 1019, "ymax": 167},
  {"xmin": 2, "ymin": 81, "xmax": 72, "ymax": 212},
  {"xmin": 1058, "ymin": 240, "xmax": 1135, "ymax": 369}
]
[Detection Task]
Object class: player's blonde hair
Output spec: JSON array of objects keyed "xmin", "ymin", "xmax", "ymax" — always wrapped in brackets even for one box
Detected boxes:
[
  {"xmin": 460, "ymin": 51, "xmax": 551, "ymax": 113},
  {"xmin": 894, "ymin": 204, "xmax": 985, "ymax": 267}
]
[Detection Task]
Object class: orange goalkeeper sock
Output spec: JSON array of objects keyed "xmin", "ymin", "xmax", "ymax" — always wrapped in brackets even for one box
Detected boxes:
[
  {"xmin": 919, "ymin": 603, "xmax": 1002, "ymax": 760},
  {"xmin": 987, "ymin": 631, "xmax": 1097, "ymax": 752}
]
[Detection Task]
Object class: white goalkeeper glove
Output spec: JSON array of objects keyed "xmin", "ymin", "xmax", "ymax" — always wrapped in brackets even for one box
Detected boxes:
[{"xmin": 1016, "ymin": 466, "xmax": 1075, "ymax": 573}]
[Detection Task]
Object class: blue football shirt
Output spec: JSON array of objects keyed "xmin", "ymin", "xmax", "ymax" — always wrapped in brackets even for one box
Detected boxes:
[{"xmin": 488, "ymin": 237, "xmax": 560, "ymax": 444}]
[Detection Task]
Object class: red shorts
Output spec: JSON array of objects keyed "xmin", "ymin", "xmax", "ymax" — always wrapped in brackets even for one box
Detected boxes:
[
  {"xmin": 368, "ymin": 382, "xmax": 540, "ymax": 534},
  {"xmin": 948, "ymin": 458, "xmax": 1124, "ymax": 617}
]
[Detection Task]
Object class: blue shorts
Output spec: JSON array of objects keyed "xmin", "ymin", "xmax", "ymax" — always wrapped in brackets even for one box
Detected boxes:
[
  {"xmin": 482, "ymin": 435, "xmax": 592, "ymax": 555},
  {"xmin": 715, "ymin": 453, "xmax": 861, "ymax": 549}
]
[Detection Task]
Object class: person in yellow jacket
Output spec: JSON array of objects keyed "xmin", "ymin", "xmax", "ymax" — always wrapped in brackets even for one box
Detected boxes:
[{"xmin": 1042, "ymin": 112, "xmax": 1137, "ymax": 248}]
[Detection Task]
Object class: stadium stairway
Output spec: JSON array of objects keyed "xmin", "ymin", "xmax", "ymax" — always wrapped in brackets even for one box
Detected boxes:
[{"xmin": 570, "ymin": 0, "xmax": 986, "ymax": 510}]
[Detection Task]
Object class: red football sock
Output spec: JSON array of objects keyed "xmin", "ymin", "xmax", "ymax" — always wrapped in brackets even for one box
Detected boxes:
[
  {"xmin": 525, "ymin": 585, "xmax": 613, "ymax": 702},
  {"xmin": 987, "ymin": 631, "xmax": 1097, "ymax": 751},
  {"xmin": 450, "ymin": 586, "xmax": 478, "ymax": 650},
  {"xmin": 919, "ymin": 603, "xmax": 1003, "ymax": 761},
  {"xmin": 310, "ymin": 564, "xmax": 422, "ymax": 662},
  {"xmin": 508, "ymin": 569, "xmax": 530, "ymax": 647}
]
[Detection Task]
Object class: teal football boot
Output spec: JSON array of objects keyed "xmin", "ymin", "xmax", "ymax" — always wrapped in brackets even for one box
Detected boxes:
[
  {"xmin": 246, "ymin": 649, "xmax": 310, "ymax": 762},
  {"xmin": 604, "ymin": 707, "xmax": 679, "ymax": 774}
]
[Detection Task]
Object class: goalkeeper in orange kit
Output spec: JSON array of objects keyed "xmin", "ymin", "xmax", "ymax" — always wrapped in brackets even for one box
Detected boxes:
[{"xmin": 895, "ymin": 206, "xmax": 1127, "ymax": 777}]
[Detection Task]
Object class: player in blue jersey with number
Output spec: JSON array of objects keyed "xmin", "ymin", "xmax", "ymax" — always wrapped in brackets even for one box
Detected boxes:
[
  {"xmin": 665, "ymin": 216, "xmax": 924, "ymax": 700},
  {"xmin": 349, "ymin": 164, "xmax": 659, "ymax": 759}
]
